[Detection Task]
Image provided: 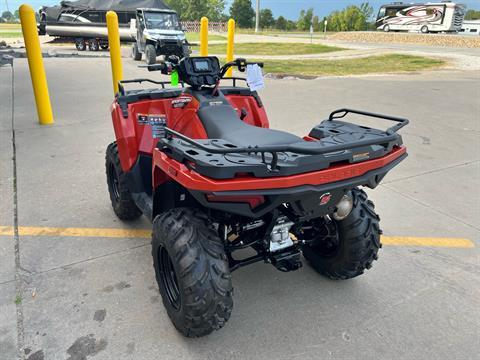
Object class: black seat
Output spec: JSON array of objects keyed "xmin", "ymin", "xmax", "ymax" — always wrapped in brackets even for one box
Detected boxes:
[{"xmin": 197, "ymin": 105, "xmax": 302, "ymax": 147}]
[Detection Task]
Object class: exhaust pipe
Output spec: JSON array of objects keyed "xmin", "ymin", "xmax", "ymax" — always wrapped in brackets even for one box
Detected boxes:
[{"xmin": 332, "ymin": 194, "xmax": 354, "ymax": 221}]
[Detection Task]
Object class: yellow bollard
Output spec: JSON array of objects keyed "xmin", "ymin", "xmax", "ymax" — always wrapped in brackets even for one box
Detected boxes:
[
  {"xmin": 19, "ymin": 4, "xmax": 54, "ymax": 125},
  {"xmin": 200, "ymin": 17, "xmax": 209, "ymax": 56},
  {"xmin": 226, "ymin": 19, "xmax": 235, "ymax": 77},
  {"xmin": 106, "ymin": 11, "xmax": 123, "ymax": 95}
]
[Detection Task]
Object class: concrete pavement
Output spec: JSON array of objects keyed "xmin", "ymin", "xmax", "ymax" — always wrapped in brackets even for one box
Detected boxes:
[{"xmin": 0, "ymin": 57, "xmax": 479, "ymax": 359}]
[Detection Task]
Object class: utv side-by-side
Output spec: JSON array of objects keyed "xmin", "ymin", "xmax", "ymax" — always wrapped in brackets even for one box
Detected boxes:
[
  {"xmin": 131, "ymin": 8, "xmax": 190, "ymax": 65},
  {"xmin": 106, "ymin": 56, "xmax": 408, "ymax": 337}
]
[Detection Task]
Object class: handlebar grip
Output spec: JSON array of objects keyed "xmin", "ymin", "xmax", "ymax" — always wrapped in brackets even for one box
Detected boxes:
[{"xmin": 147, "ymin": 64, "xmax": 165, "ymax": 72}]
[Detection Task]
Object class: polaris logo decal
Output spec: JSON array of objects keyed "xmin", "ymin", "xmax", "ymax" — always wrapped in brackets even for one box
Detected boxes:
[
  {"xmin": 353, "ymin": 152, "xmax": 370, "ymax": 162},
  {"xmin": 171, "ymin": 97, "xmax": 192, "ymax": 109},
  {"xmin": 319, "ymin": 193, "xmax": 332, "ymax": 206}
]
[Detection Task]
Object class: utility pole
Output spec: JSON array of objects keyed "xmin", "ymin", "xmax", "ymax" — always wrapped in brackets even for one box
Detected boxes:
[{"xmin": 255, "ymin": 0, "xmax": 260, "ymax": 33}]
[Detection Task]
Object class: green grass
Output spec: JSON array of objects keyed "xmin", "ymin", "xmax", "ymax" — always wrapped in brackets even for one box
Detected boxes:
[
  {"xmin": 186, "ymin": 32, "xmax": 225, "ymax": 43},
  {"xmin": 257, "ymin": 54, "xmax": 444, "ymax": 77},
  {"xmin": 208, "ymin": 42, "xmax": 343, "ymax": 56},
  {"xmin": 0, "ymin": 31, "xmax": 22, "ymax": 38},
  {"xmin": 0, "ymin": 23, "xmax": 21, "ymax": 30},
  {"xmin": 14, "ymin": 295, "xmax": 22, "ymax": 305}
]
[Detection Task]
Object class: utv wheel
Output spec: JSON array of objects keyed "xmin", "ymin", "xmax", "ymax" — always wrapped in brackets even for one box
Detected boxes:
[
  {"xmin": 105, "ymin": 142, "xmax": 142, "ymax": 221},
  {"xmin": 74, "ymin": 38, "xmax": 86, "ymax": 51},
  {"xmin": 145, "ymin": 44, "xmax": 157, "ymax": 65},
  {"xmin": 152, "ymin": 208, "xmax": 233, "ymax": 338},
  {"xmin": 131, "ymin": 43, "xmax": 142, "ymax": 61},
  {"xmin": 302, "ymin": 188, "xmax": 382, "ymax": 280},
  {"xmin": 100, "ymin": 44, "xmax": 109, "ymax": 50}
]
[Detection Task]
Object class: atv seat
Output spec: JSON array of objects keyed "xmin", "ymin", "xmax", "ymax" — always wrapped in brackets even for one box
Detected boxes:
[{"xmin": 197, "ymin": 105, "xmax": 302, "ymax": 147}]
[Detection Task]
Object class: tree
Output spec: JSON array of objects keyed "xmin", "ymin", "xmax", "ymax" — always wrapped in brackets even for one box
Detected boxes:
[
  {"xmin": 164, "ymin": 0, "xmax": 225, "ymax": 21},
  {"xmin": 465, "ymin": 9, "xmax": 480, "ymax": 20},
  {"xmin": 297, "ymin": 8, "xmax": 314, "ymax": 31},
  {"xmin": 286, "ymin": 20, "xmax": 297, "ymax": 31},
  {"xmin": 230, "ymin": 0, "xmax": 255, "ymax": 28},
  {"xmin": 259, "ymin": 8, "xmax": 275, "ymax": 29},
  {"xmin": 359, "ymin": 2, "xmax": 374, "ymax": 30},
  {"xmin": 275, "ymin": 15, "xmax": 287, "ymax": 30},
  {"xmin": 312, "ymin": 15, "xmax": 320, "ymax": 32},
  {"xmin": 327, "ymin": 5, "xmax": 367, "ymax": 31},
  {"xmin": 1, "ymin": 11, "xmax": 14, "ymax": 21},
  {"xmin": 359, "ymin": 2, "xmax": 374, "ymax": 22}
]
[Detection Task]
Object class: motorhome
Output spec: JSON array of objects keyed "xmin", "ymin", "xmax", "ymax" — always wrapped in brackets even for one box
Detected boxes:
[
  {"xmin": 376, "ymin": 2, "xmax": 466, "ymax": 33},
  {"xmin": 460, "ymin": 20, "xmax": 480, "ymax": 35}
]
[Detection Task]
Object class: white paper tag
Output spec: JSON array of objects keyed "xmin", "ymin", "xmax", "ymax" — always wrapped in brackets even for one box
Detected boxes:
[{"xmin": 246, "ymin": 64, "xmax": 265, "ymax": 92}]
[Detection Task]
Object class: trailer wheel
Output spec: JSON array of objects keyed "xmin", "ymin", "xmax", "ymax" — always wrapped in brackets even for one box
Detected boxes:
[
  {"xmin": 152, "ymin": 208, "xmax": 233, "ymax": 337},
  {"xmin": 421, "ymin": 25, "xmax": 429, "ymax": 34},
  {"xmin": 131, "ymin": 43, "xmax": 142, "ymax": 61},
  {"xmin": 75, "ymin": 38, "xmax": 86, "ymax": 51},
  {"xmin": 383, "ymin": 24, "xmax": 390, "ymax": 32},
  {"xmin": 302, "ymin": 188, "xmax": 382, "ymax": 280},
  {"xmin": 88, "ymin": 39, "xmax": 100, "ymax": 51},
  {"xmin": 145, "ymin": 44, "xmax": 157, "ymax": 65}
]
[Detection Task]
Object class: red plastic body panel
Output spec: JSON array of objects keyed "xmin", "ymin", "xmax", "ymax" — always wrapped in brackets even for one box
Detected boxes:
[
  {"xmin": 110, "ymin": 91, "xmax": 270, "ymax": 174},
  {"xmin": 153, "ymin": 146, "xmax": 407, "ymax": 192}
]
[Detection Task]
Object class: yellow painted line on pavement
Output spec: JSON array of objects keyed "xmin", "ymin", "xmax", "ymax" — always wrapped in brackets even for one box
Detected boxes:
[
  {"xmin": 0, "ymin": 226, "xmax": 475, "ymax": 248},
  {"xmin": 0, "ymin": 226, "xmax": 151, "ymax": 238},
  {"xmin": 381, "ymin": 236, "xmax": 475, "ymax": 248}
]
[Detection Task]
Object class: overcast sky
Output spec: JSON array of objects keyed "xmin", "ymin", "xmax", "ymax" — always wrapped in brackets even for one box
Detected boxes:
[{"xmin": 2, "ymin": 0, "xmax": 480, "ymax": 19}]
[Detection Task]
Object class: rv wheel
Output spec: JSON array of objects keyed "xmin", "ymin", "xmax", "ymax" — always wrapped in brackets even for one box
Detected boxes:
[
  {"xmin": 421, "ymin": 25, "xmax": 429, "ymax": 34},
  {"xmin": 75, "ymin": 39, "xmax": 86, "ymax": 51},
  {"xmin": 383, "ymin": 25, "xmax": 390, "ymax": 32}
]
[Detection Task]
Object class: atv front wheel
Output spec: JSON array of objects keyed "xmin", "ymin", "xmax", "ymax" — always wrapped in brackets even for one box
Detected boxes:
[
  {"xmin": 302, "ymin": 188, "xmax": 382, "ymax": 280},
  {"xmin": 152, "ymin": 208, "xmax": 233, "ymax": 337},
  {"xmin": 105, "ymin": 142, "xmax": 142, "ymax": 220},
  {"xmin": 145, "ymin": 44, "xmax": 157, "ymax": 65}
]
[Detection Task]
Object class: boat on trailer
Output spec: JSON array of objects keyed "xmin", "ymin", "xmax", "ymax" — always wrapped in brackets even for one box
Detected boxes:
[{"xmin": 38, "ymin": 0, "xmax": 170, "ymax": 47}]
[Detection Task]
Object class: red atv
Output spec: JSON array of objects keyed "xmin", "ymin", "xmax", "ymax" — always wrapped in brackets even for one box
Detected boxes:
[{"xmin": 106, "ymin": 56, "xmax": 408, "ymax": 337}]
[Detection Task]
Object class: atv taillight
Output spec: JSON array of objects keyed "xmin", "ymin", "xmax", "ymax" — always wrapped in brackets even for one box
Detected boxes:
[{"xmin": 206, "ymin": 194, "xmax": 265, "ymax": 209}]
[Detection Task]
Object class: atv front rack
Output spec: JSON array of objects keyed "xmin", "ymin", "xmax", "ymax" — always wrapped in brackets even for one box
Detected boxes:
[{"xmin": 158, "ymin": 108, "xmax": 409, "ymax": 179}]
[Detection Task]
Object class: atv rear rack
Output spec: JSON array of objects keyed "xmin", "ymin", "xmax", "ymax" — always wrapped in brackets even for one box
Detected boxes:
[{"xmin": 159, "ymin": 108, "xmax": 408, "ymax": 178}]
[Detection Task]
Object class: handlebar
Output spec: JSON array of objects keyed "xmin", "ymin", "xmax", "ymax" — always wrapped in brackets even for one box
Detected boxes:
[
  {"xmin": 144, "ymin": 58, "xmax": 264, "ymax": 78},
  {"xmin": 219, "ymin": 58, "xmax": 264, "ymax": 77}
]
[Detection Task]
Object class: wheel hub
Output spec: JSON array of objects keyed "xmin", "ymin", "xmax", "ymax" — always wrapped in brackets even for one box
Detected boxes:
[{"xmin": 159, "ymin": 247, "xmax": 181, "ymax": 311}]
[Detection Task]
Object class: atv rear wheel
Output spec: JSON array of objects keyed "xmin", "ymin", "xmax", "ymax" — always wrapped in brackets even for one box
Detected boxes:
[
  {"xmin": 105, "ymin": 142, "xmax": 142, "ymax": 221},
  {"xmin": 145, "ymin": 44, "xmax": 157, "ymax": 65},
  {"xmin": 302, "ymin": 188, "xmax": 382, "ymax": 280},
  {"xmin": 152, "ymin": 208, "xmax": 233, "ymax": 337}
]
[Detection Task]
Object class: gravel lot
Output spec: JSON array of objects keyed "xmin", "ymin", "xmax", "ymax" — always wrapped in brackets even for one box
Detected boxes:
[{"xmin": 331, "ymin": 31, "xmax": 480, "ymax": 48}]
